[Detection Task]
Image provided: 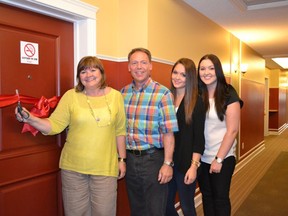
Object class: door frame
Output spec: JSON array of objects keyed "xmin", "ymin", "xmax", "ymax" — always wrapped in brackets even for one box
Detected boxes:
[
  {"xmin": 0, "ymin": 0, "xmax": 97, "ymax": 84},
  {"xmin": 264, "ymin": 77, "xmax": 269, "ymax": 136}
]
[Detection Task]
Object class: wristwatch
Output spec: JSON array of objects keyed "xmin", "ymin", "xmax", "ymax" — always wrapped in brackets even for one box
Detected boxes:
[
  {"xmin": 215, "ymin": 156, "xmax": 223, "ymax": 164},
  {"xmin": 163, "ymin": 161, "xmax": 174, "ymax": 167},
  {"xmin": 118, "ymin": 157, "xmax": 127, "ymax": 163}
]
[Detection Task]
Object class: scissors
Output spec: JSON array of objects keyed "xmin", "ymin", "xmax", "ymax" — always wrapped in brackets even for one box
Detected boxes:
[{"xmin": 16, "ymin": 89, "xmax": 30, "ymax": 121}]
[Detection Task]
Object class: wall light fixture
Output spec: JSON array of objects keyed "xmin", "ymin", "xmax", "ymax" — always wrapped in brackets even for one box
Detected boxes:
[{"xmin": 241, "ymin": 64, "xmax": 248, "ymax": 75}]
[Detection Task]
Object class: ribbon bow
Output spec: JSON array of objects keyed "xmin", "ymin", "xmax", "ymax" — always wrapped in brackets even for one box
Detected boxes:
[
  {"xmin": 0, "ymin": 94, "xmax": 60, "ymax": 136},
  {"xmin": 22, "ymin": 96, "xmax": 60, "ymax": 136}
]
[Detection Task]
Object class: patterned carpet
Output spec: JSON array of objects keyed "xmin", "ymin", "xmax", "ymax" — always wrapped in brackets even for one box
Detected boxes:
[{"xmin": 234, "ymin": 151, "xmax": 288, "ymax": 216}]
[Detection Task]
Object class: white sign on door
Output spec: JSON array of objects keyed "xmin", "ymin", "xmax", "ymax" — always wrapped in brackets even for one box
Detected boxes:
[{"xmin": 20, "ymin": 41, "xmax": 39, "ymax": 65}]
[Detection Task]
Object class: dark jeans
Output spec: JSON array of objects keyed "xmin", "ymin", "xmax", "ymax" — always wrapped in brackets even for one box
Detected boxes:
[
  {"xmin": 126, "ymin": 148, "xmax": 168, "ymax": 216},
  {"xmin": 166, "ymin": 166, "xmax": 197, "ymax": 216},
  {"xmin": 198, "ymin": 156, "xmax": 236, "ymax": 216}
]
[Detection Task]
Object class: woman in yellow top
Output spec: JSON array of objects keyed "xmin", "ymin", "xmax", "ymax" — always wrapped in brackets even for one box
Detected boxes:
[{"xmin": 15, "ymin": 56, "xmax": 126, "ymax": 216}]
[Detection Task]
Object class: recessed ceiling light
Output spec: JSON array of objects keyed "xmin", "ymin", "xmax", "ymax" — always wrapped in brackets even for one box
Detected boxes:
[
  {"xmin": 231, "ymin": 0, "xmax": 288, "ymax": 10},
  {"xmin": 272, "ymin": 57, "xmax": 288, "ymax": 69}
]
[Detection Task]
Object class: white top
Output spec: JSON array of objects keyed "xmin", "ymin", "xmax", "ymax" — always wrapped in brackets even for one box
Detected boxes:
[{"xmin": 201, "ymin": 98, "xmax": 236, "ymax": 164}]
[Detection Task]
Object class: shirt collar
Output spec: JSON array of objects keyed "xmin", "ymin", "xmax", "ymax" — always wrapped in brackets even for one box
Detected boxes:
[{"xmin": 132, "ymin": 77, "xmax": 152, "ymax": 92}]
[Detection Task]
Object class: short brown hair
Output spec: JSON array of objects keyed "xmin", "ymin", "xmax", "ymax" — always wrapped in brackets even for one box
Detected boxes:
[
  {"xmin": 128, "ymin": 47, "xmax": 152, "ymax": 62},
  {"xmin": 75, "ymin": 56, "xmax": 107, "ymax": 92}
]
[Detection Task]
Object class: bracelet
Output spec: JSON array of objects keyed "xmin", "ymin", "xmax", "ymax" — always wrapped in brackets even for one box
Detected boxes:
[
  {"xmin": 118, "ymin": 157, "xmax": 127, "ymax": 163},
  {"xmin": 191, "ymin": 160, "xmax": 201, "ymax": 168}
]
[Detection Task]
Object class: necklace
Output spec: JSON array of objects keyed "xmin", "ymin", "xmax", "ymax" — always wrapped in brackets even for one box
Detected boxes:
[{"xmin": 85, "ymin": 89, "xmax": 111, "ymax": 127}]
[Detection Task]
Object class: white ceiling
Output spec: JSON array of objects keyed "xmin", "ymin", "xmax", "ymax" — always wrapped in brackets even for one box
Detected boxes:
[{"xmin": 183, "ymin": 0, "xmax": 288, "ymax": 70}]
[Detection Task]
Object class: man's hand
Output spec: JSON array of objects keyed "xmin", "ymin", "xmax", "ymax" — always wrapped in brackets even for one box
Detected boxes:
[{"xmin": 158, "ymin": 164, "xmax": 173, "ymax": 184}]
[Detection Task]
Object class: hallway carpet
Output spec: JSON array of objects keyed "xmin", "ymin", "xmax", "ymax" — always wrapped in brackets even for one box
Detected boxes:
[{"xmin": 234, "ymin": 151, "xmax": 288, "ymax": 216}]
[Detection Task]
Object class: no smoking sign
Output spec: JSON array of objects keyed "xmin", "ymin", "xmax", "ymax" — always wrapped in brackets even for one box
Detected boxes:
[{"xmin": 20, "ymin": 41, "xmax": 39, "ymax": 65}]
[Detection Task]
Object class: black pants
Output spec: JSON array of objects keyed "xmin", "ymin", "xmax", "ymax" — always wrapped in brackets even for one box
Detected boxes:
[
  {"xmin": 198, "ymin": 156, "xmax": 236, "ymax": 216},
  {"xmin": 126, "ymin": 149, "xmax": 168, "ymax": 216}
]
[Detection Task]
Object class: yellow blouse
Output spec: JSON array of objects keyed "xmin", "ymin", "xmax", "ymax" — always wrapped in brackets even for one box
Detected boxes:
[{"xmin": 47, "ymin": 88, "xmax": 126, "ymax": 177}]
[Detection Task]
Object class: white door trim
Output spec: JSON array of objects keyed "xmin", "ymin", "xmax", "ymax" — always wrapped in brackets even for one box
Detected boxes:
[{"xmin": 264, "ymin": 77, "xmax": 269, "ymax": 136}]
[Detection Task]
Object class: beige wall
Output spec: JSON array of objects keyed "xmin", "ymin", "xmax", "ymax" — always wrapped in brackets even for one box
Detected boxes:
[
  {"xmin": 82, "ymin": 0, "xmax": 148, "ymax": 57},
  {"xmin": 82, "ymin": 0, "xmax": 288, "ymax": 98},
  {"xmin": 269, "ymin": 69, "xmax": 288, "ymax": 88},
  {"xmin": 82, "ymin": 0, "xmax": 121, "ymax": 57},
  {"xmin": 241, "ymin": 43, "xmax": 265, "ymax": 84},
  {"xmin": 147, "ymin": 0, "xmax": 231, "ymax": 64},
  {"xmin": 118, "ymin": 1, "xmax": 148, "ymax": 55},
  {"xmin": 82, "ymin": 0, "xmax": 230, "ymax": 64},
  {"xmin": 81, "ymin": 0, "xmax": 285, "ymax": 90},
  {"xmin": 280, "ymin": 71, "xmax": 288, "ymax": 88},
  {"xmin": 270, "ymin": 69, "xmax": 281, "ymax": 88},
  {"xmin": 81, "ymin": 0, "xmax": 285, "ymax": 91},
  {"xmin": 230, "ymin": 35, "xmax": 241, "ymax": 91}
]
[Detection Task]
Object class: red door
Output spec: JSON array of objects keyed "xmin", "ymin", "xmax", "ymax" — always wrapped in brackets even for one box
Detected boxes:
[{"xmin": 0, "ymin": 3, "xmax": 74, "ymax": 216}]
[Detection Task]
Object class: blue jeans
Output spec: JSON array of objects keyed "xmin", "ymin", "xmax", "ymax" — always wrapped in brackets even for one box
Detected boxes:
[
  {"xmin": 166, "ymin": 166, "xmax": 197, "ymax": 216},
  {"xmin": 126, "ymin": 148, "xmax": 168, "ymax": 216},
  {"xmin": 198, "ymin": 156, "xmax": 236, "ymax": 216}
]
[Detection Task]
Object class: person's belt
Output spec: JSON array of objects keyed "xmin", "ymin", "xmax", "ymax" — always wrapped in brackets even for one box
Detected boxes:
[{"xmin": 127, "ymin": 147, "xmax": 163, "ymax": 156}]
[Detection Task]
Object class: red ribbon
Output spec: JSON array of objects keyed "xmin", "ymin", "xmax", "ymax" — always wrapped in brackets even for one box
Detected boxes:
[
  {"xmin": 0, "ymin": 94, "xmax": 39, "ymax": 107},
  {"xmin": 0, "ymin": 94, "xmax": 60, "ymax": 136}
]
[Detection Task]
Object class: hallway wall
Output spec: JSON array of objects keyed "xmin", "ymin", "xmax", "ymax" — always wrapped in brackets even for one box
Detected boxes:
[
  {"xmin": 268, "ymin": 69, "xmax": 288, "ymax": 133},
  {"xmin": 82, "ymin": 0, "xmax": 287, "ymax": 214},
  {"xmin": 83, "ymin": 0, "xmax": 278, "ymax": 156}
]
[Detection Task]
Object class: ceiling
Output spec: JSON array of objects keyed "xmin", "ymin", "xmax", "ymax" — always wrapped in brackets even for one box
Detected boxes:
[{"xmin": 183, "ymin": 0, "xmax": 288, "ymax": 70}]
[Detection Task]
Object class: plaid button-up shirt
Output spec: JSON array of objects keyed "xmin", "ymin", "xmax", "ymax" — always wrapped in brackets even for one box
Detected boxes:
[{"xmin": 121, "ymin": 78, "xmax": 178, "ymax": 150}]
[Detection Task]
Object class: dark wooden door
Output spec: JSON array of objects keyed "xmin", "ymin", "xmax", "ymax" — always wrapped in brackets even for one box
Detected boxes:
[{"xmin": 0, "ymin": 3, "xmax": 74, "ymax": 216}]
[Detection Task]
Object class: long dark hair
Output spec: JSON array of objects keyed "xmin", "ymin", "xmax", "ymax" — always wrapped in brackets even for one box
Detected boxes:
[
  {"xmin": 198, "ymin": 54, "xmax": 229, "ymax": 121},
  {"xmin": 75, "ymin": 56, "xmax": 107, "ymax": 92},
  {"xmin": 171, "ymin": 58, "xmax": 198, "ymax": 124}
]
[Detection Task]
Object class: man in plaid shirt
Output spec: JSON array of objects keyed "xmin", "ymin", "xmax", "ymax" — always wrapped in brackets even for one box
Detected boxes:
[{"xmin": 121, "ymin": 48, "xmax": 179, "ymax": 216}]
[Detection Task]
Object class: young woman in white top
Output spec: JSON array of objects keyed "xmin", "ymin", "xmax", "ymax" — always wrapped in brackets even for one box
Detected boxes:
[{"xmin": 197, "ymin": 54, "xmax": 243, "ymax": 216}]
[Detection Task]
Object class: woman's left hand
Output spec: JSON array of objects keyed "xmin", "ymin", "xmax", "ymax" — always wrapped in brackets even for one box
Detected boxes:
[{"xmin": 184, "ymin": 166, "xmax": 197, "ymax": 185}]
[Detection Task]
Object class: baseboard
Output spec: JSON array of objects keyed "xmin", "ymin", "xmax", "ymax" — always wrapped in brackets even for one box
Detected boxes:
[
  {"xmin": 269, "ymin": 123, "xmax": 287, "ymax": 135},
  {"xmin": 194, "ymin": 191, "xmax": 203, "ymax": 208},
  {"xmin": 237, "ymin": 141, "xmax": 265, "ymax": 164},
  {"xmin": 235, "ymin": 143, "xmax": 265, "ymax": 174}
]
